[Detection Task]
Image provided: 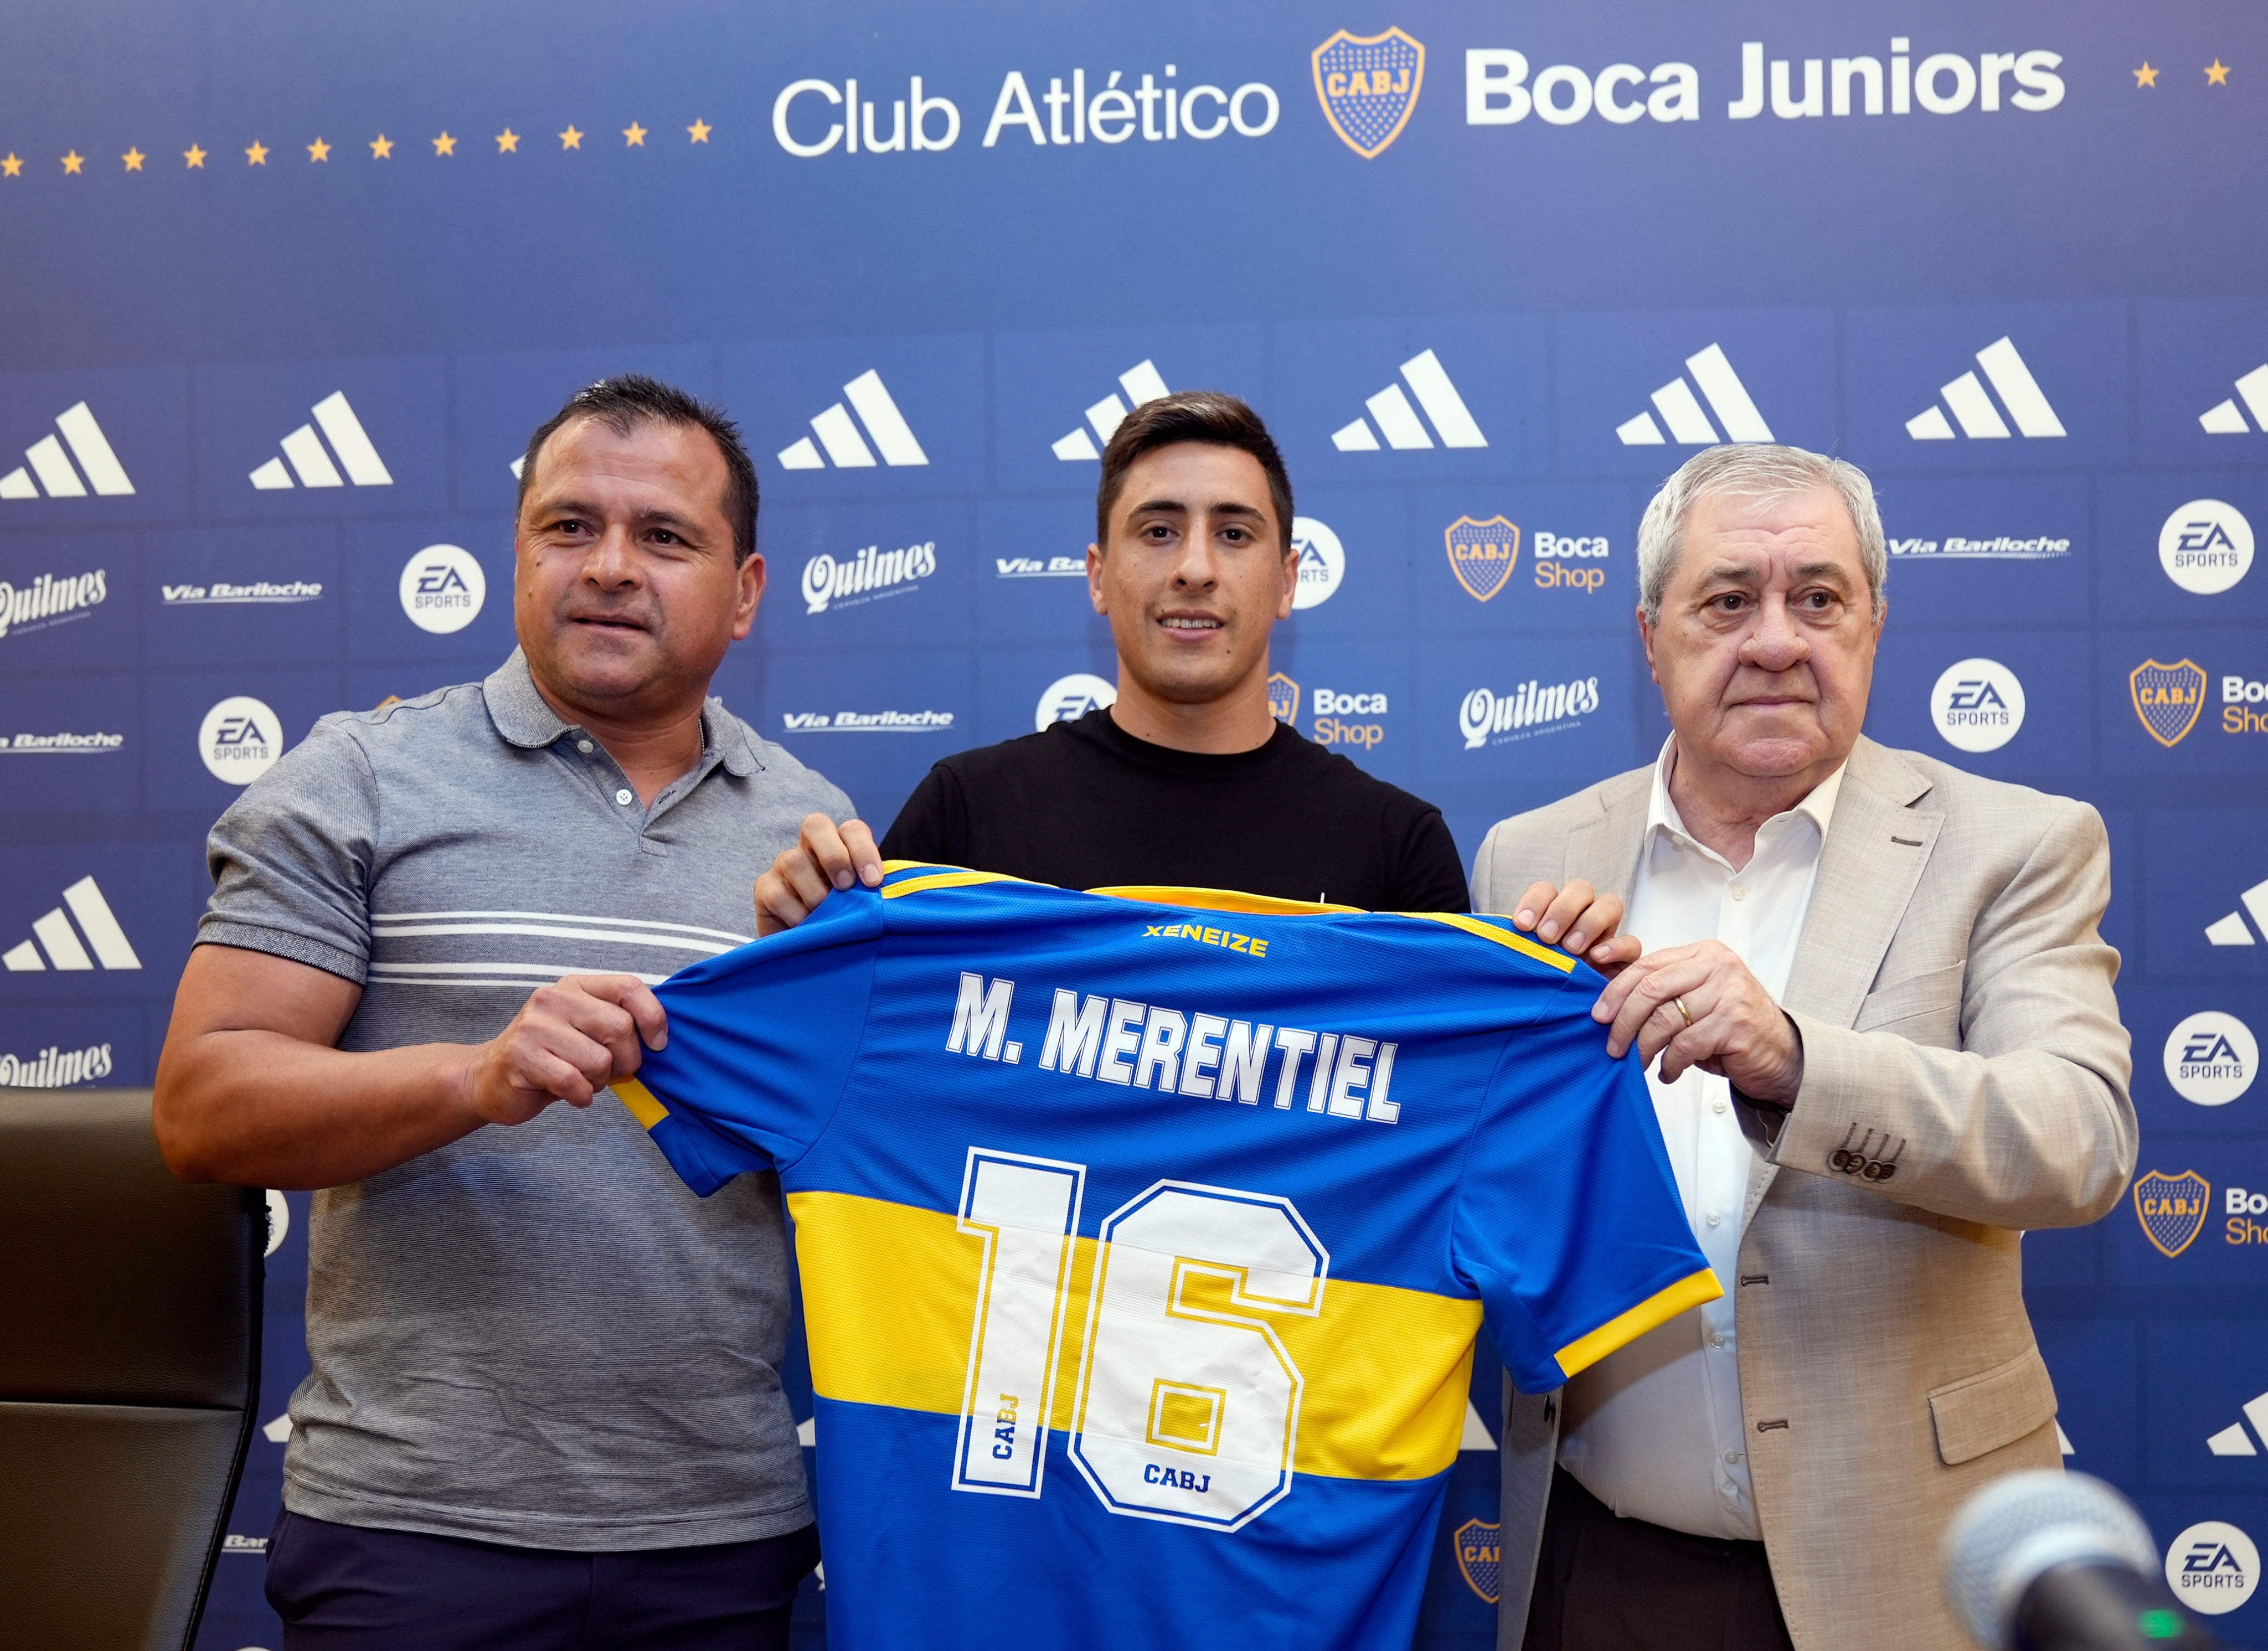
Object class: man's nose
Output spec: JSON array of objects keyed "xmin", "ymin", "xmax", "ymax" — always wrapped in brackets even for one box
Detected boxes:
[
  {"xmin": 1171, "ymin": 531, "xmax": 1220, "ymax": 589},
  {"xmin": 582, "ymin": 525, "xmax": 641, "ymax": 586},
  {"xmin": 1740, "ymin": 597, "xmax": 1810, "ymax": 669}
]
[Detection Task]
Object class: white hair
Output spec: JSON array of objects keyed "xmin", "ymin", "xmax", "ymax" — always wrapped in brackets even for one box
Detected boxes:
[{"xmin": 1634, "ymin": 445, "xmax": 1886, "ymax": 624}]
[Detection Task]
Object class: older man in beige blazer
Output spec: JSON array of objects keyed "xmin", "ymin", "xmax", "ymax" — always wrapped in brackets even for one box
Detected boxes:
[{"xmin": 1471, "ymin": 444, "xmax": 2134, "ymax": 1651}]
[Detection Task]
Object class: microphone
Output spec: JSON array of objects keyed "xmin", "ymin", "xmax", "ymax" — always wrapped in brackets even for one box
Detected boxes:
[{"xmin": 1942, "ymin": 1471, "xmax": 2219, "ymax": 1650}]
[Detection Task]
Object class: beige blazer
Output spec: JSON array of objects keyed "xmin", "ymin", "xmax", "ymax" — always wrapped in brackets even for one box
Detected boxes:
[{"xmin": 1471, "ymin": 736, "xmax": 2135, "ymax": 1651}]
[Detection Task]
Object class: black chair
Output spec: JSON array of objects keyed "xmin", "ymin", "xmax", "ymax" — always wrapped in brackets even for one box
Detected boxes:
[{"xmin": 0, "ymin": 1087, "xmax": 263, "ymax": 1651}]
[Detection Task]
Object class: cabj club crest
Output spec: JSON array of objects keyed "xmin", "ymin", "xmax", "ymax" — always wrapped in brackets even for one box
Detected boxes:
[
  {"xmin": 1453, "ymin": 1517, "xmax": 1502, "ymax": 1604},
  {"xmin": 2130, "ymin": 659, "xmax": 2207, "ymax": 748},
  {"xmin": 1268, "ymin": 670, "xmax": 1301, "ymax": 724},
  {"xmin": 1312, "ymin": 28, "xmax": 1426, "ymax": 158},
  {"xmin": 2133, "ymin": 1169, "xmax": 2210, "ymax": 1258},
  {"xmin": 1446, "ymin": 515, "xmax": 1521, "ymax": 602}
]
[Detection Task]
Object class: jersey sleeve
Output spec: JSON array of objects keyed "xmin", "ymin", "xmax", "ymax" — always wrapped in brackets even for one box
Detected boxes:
[
  {"xmin": 1450, "ymin": 968, "xmax": 1721, "ymax": 1394},
  {"xmin": 619, "ymin": 887, "xmax": 885, "ymax": 1195}
]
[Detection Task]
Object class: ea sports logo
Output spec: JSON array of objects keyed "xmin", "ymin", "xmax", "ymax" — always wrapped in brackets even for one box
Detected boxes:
[
  {"xmin": 1290, "ymin": 517, "xmax": 1344, "ymax": 610},
  {"xmin": 1930, "ymin": 658, "xmax": 2025, "ymax": 753},
  {"xmin": 2159, "ymin": 501, "xmax": 2254, "ymax": 596},
  {"xmin": 2164, "ymin": 1012, "xmax": 2257, "ymax": 1107},
  {"xmin": 198, "ymin": 695, "xmax": 281, "ymax": 785},
  {"xmin": 1035, "ymin": 673, "xmax": 1116, "ymax": 731},
  {"xmin": 2166, "ymin": 1521, "xmax": 2258, "ymax": 1616},
  {"xmin": 399, "ymin": 545, "xmax": 486, "ymax": 634}
]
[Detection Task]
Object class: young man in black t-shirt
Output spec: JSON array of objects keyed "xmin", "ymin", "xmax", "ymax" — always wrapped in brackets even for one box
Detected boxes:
[{"xmin": 755, "ymin": 391, "xmax": 1631, "ymax": 958}]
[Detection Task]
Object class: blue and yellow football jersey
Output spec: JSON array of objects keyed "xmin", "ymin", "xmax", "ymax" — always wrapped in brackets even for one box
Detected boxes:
[{"xmin": 621, "ymin": 865, "xmax": 1717, "ymax": 1651}]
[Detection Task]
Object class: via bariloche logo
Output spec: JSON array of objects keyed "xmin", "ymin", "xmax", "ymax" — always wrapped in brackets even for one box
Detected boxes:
[
  {"xmin": 1312, "ymin": 28, "xmax": 1425, "ymax": 157},
  {"xmin": 2130, "ymin": 658, "xmax": 2208, "ymax": 748}
]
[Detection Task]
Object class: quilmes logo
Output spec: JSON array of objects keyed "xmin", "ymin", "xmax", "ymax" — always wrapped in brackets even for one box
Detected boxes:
[
  {"xmin": 2166, "ymin": 1522, "xmax": 2258, "ymax": 1617},
  {"xmin": 1616, "ymin": 344, "xmax": 1773, "ymax": 446},
  {"xmin": 779, "ymin": 709, "xmax": 956, "ymax": 733},
  {"xmin": 2159, "ymin": 501, "xmax": 2254, "ymax": 596},
  {"xmin": 399, "ymin": 545, "xmax": 485, "ymax": 634},
  {"xmin": 1905, "ymin": 337, "xmax": 2064, "ymax": 441},
  {"xmin": 1036, "ymin": 672, "xmax": 1116, "ymax": 730},
  {"xmin": 2205, "ymin": 1386, "xmax": 2268, "ymax": 1457},
  {"xmin": 1461, "ymin": 676, "xmax": 1600, "ymax": 750},
  {"xmin": 2166, "ymin": 1012, "xmax": 2257, "ymax": 1107},
  {"xmin": 777, "ymin": 371, "xmax": 928, "ymax": 470},
  {"xmin": 1312, "ymin": 28, "xmax": 1425, "ymax": 158},
  {"xmin": 2199, "ymin": 363, "xmax": 2268, "ymax": 436},
  {"xmin": 0, "ymin": 402, "xmax": 134, "ymax": 499},
  {"xmin": 803, "ymin": 540, "xmax": 939, "ymax": 614},
  {"xmin": 1929, "ymin": 658, "xmax": 2024, "ymax": 753},
  {"xmin": 0, "ymin": 570, "xmax": 109, "ymax": 642},
  {"xmin": 1452, "ymin": 1517, "xmax": 1502, "ymax": 1606},
  {"xmin": 1053, "ymin": 359, "xmax": 1169, "ymax": 461},
  {"xmin": 2131, "ymin": 659, "xmax": 2208, "ymax": 747},
  {"xmin": 161, "ymin": 580, "xmax": 323, "ymax": 606},
  {"xmin": 2133, "ymin": 1169, "xmax": 2212, "ymax": 1258},
  {"xmin": 1268, "ymin": 671, "xmax": 1300, "ymax": 723},
  {"xmin": 249, "ymin": 391, "xmax": 394, "ymax": 489},
  {"xmin": 1291, "ymin": 517, "xmax": 1344, "ymax": 608},
  {"xmin": 2204, "ymin": 875, "xmax": 2268, "ymax": 948},
  {"xmin": 1446, "ymin": 516, "xmax": 1519, "ymax": 601},
  {"xmin": 0, "ymin": 1040, "xmax": 115, "ymax": 1087},
  {"xmin": 1331, "ymin": 349, "xmax": 1486, "ymax": 452},
  {"xmin": 199, "ymin": 696, "xmax": 282, "ymax": 785},
  {"xmin": 2, "ymin": 876, "xmax": 141, "ymax": 973}
]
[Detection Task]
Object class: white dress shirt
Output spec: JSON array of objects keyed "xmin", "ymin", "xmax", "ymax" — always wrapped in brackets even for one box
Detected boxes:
[{"xmin": 1555, "ymin": 738, "xmax": 1844, "ymax": 1540}]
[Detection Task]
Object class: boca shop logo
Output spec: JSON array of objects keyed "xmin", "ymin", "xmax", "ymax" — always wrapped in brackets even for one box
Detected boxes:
[
  {"xmin": 1313, "ymin": 28, "xmax": 1426, "ymax": 157},
  {"xmin": 2133, "ymin": 1169, "xmax": 2212, "ymax": 1258},
  {"xmin": 2131, "ymin": 659, "xmax": 2208, "ymax": 748}
]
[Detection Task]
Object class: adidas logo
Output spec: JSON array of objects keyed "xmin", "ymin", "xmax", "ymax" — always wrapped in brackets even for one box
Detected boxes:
[
  {"xmin": 1615, "ymin": 344, "xmax": 1774, "ymax": 447},
  {"xmin": 2208, "ymin": 1388, "xmax": 2268, "ymax": 1456},
  {"xmin": 2200, "ymin": 365, "xmax": 2268, "ymax": 435},
  {"xmin": 0, "ymin": 403, "xmax": 135, "ymax": 499},
  {"xmin": 1905, "ymin": 337, "xmax": 2065, "ymax": 441},
  {"xmin": 1053, "ymin": 360, "xmax": 1170, "ymax": 461},
  {"xmin": 1331, "ymin": 349, "xmax": 1487, "ymax": 451},
  {"xmin": 777, "ymin": 371, "xmax": 928, "ymax": 469},
  {"xmin": 2, "ymin": 877, "xmax": 141, "ymax": 972},
  {"xmin": 248, "ymin": 392, "xmax": 394, "ymax": 489},
  {"xmin": 2206, "ymin": 875, "xmax": 2268, "ymax": 947}
]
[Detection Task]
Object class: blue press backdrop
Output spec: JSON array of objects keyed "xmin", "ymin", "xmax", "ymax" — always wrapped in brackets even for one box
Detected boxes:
[{"xmin": 1, "ymin": 1, "xmax": 2264, "ymax": 1643}]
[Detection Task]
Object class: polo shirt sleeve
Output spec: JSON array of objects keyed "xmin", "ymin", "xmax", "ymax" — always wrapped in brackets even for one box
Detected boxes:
[
  {"xmin": 197, "ymin": 715, "xmax": 379, "ymax": 984},
  {"xmin": 1450, "ymin": 968, "xmax": 1721, "ymax": 1394},
  {"xmin": 620, "ymin": 889, "xmax": 886, "ymax": 1195}
]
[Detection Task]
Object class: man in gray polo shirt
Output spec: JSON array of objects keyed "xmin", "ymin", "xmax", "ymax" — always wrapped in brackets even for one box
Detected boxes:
[{"xmin": 154, "ymin": 376, "xmax": 846, "ymax": 1650}]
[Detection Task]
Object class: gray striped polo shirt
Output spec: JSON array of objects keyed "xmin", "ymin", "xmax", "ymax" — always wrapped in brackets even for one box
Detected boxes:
[{"xmin": 199, "ymin": 649, "xmax": 851, "ymax": 1550}]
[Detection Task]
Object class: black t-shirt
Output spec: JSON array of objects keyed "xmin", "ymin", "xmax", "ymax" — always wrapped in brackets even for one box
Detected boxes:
[{"xmin": 878, "ymin": 710, "xmax": 1470, "ymax": 914}]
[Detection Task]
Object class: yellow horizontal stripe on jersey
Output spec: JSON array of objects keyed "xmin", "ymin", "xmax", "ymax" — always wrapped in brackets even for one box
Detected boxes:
[
  {"xmin": 1403, "ymin": 911, "xmax": 1575, "ymax": 974},
  {"xmin": 1090, "ymin": 885, "xmax": 1364, "ymax": 916},
  {"xmin": 1551, "ymin": 1267, "xmax": 1723, "ymax": 1379},
  {"xmin": 787, "ymin": 1188, "xmax": 1483, "ymax": 1483},
  {"xmin": 613, "ymin": 1079, "xmax": 668, "ymax": 1128},
  {"xmin": 881, "ymin": 869, "xmax": 1032, "ymax": 899}
]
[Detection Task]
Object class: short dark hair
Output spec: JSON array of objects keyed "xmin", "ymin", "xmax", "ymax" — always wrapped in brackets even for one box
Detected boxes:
[
  {"xmin": 517, "ymin": 375, "xmax": 759, "ymax": 563},
  {"xmin": 1095, "ymin": 391, "xmax": 1294, "ymax": 556}
]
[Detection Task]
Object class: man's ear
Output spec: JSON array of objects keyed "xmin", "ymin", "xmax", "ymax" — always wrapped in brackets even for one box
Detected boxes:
[
  {"xmin": 731, "ymin": 553, "xmax": 767, "ymax": 642},
  {"xmin": 1086, "ymin": 542, "xmax": 1107, "ymax": 615},
  {"xmin": 1636, "ymin": 605, "xmax": 1661, "ymax": 685},
  {"xmin": 1276, "ymin": 546, "xmax": 1298, "ymax": 622}
]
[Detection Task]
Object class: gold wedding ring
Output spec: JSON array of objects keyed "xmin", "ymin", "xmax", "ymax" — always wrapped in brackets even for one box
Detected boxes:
[{"xmin": 1674, "ymin": 996, "xmax": 1694, "ymax": 1028}]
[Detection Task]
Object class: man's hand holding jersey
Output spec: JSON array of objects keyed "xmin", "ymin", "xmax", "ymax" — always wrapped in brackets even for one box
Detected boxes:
[
  {"xmin": 465, "ymin": 974, "xmax": 671, "ymax": 1124},
  {"xmin": 755, "ymin": 812, "xmax": 884, "ymax": 936},
  {"xmin": 1592, "ymin": 940, "xmax": 1803, "ymax": 1106}
]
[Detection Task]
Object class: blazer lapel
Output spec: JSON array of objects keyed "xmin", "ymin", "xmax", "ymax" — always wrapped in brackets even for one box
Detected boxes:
[{"xmin": 1745, "ymin": 739, "xmax": 1941, "ymax": 1220}]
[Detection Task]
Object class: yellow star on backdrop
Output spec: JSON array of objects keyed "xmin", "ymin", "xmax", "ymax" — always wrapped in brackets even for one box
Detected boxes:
[
  {"xmin": 122, "ymin": 148, "xmax": 146, "ymax": 172},
  {"xmin": 688, "ymin": 118, "xmax": 712, "ymax": 143},
  {"xmin": 308, "ymin": 137, "xmax": 331, "ymax": 162},
  {"xmin": 2134, "ymin": 62, "xmax": 2159, "ymax": 87},
  {"xmin": 2207, "ymin": 59, "xmax": 2231, "ymax": 85},
  {"xmin": 246, "ymin": 140, "xmax": 269, "ymax": 165},
  {"xmin": 623, "ymin": 121, "xmax": 647, "ymax": 146},
  {"xmin": 2, "ymin": 154, "xmax": 22, "ymax": 178},
  {"xmin": 183, "ymin": 144, "xmax": 207, "ymax": 168},
  {"xmin": 62, "ymin": 151, "xmax": 84, "ymax": 174},
  {"xmin": 497, "ymin": 128, "xmax": 520, "ymax": 153},
  {"xmin": 370, "ymin": 135, "xmax": 393, "ymax": 159},
  {"xmin": 433, "ymin": 131, "xmax": 457, "ymax": 156},
  {"xmin": 560, "ymin": 125, "xmax": 584, "ymax": 149}
]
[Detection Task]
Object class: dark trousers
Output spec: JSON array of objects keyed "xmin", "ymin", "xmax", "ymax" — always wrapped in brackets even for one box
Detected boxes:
[
  {"xmin": 1523, "ymin": 1468, "xmax": 1794, "ymax": 1651},
  {"xmin": 266, "ymin": 1508, "xmax": 819, "ymax": 1651}
]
